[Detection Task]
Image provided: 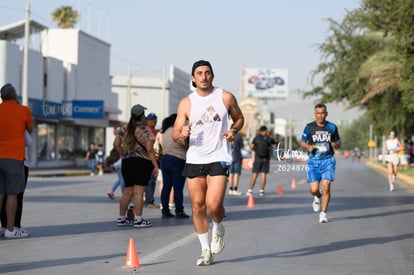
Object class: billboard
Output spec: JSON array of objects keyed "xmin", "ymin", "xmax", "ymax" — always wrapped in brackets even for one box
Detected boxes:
[{"xmin": 242, "ymin": 68, "xmax": 288, "ymax": 98}]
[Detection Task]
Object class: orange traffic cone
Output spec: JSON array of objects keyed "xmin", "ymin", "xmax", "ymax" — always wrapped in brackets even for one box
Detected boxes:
[
  {"xmin": 247, "ymin": 193, "xmax": 255, "ymax": 208},
  {"xmin": 277, "ymin": 184, "xmax": 283, "ymax": 195},
  {"xmin": 125, "ymin": 237, "xmax": 140, "ymax": 268},
  {"xmin": 291, "ymin": 178, "xmax": 297, "ymax": 189}
]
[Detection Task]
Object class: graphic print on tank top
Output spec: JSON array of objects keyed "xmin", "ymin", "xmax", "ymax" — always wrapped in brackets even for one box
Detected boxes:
[
  {"xmin": 196, "ymin": 105, "xmax": 222, "ymax": 126},
  {"xmin": 192, "ymin": 105, "xmax": 223, "ymax": 150}
]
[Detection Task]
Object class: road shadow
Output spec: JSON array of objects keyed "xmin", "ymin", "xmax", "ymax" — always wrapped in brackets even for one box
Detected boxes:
[
  {"xmin": 0, "ymin": 253, "xmax": 124, "ymax": 273},
  {"xmin": 224, "ymin": 233, "xmax": 414, "ymax": 262}
]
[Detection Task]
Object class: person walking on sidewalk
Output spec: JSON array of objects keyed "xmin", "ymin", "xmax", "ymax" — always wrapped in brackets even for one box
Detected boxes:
[
  {"xmin": 114, "ymin": 104, "xmax": 158, "ymax": 228},
  {"xmin": 106, "ymin": 128, "xmax": 122, "ymax": 199},
  {"xmin": 0, "ymin": 83, "xmax": 32, "ymax": 238},
  {"xmin": 173, "ymin": 60, "xmax": 244, "ymax": 266},
  {"xmin": 228, "ymin": 132, "xmax": 244, "ymax": 195},
  {"xmin": 299, "ymin": 103, "xmax": 341, "ymax": 224},
  {"xmin": 96, "ymin": 144, "xmax": 105, "ymax": 176},
  {"xmin": 384, "ymin": 130, "xmax": 402, "ymax": 191},
  {"xmin": 107, "ymin": 158, "xmax": 124, "ymax": 199},
  {"xmin": 85, "ymin": 143, "xmax": 97, "ymax": 176},
  {"xmin": 246, "ymin": 125, "xmax": 277, "ymax": 197}
]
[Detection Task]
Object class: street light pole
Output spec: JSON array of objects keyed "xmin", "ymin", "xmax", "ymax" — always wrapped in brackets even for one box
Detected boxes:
[{"xmin": 22, "ymin": 2, "xmax": 30, "ymax": 106}]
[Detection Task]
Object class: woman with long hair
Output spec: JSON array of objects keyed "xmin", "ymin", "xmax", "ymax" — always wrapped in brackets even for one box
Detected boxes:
[{"xmin": 114, "ymin": 104, "xmax": 158, "ymax": 227}]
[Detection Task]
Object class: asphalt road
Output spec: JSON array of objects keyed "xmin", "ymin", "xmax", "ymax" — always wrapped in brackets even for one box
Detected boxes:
[{"xmin": 1, "ymin": 158, "xmax": 414, "ymax": 275}]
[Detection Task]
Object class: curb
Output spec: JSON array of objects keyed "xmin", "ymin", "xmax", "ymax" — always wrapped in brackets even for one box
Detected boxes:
[
  {"xmin": 29, "ymin": 170, "xmax": 91, "ymax": 178},
  {"xmin": 366, "ymin": 161, "xmax": 414, "ymax": 185}
]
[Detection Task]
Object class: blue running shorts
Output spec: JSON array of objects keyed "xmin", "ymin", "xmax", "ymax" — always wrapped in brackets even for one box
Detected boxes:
[{"xmin": 306, "ymin": 157, "xmax": 336, "ymax": 183}]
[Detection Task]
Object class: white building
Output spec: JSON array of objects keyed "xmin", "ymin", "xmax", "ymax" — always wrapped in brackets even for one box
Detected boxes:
[{"xmin": 0, "ymin": 19, "xmax": 192, "ymax": 168}]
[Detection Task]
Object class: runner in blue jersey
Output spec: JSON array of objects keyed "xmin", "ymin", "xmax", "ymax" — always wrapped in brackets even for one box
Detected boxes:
[{"xmin": 299, "ymin": 103, "xmax": 341, "ymax": 223}]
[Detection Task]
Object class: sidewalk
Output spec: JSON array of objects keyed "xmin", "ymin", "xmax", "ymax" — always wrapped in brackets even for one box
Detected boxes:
[
  {"xmin": 366, "ymin": 160, "xmax": 414, "ymax": 185},
  {"xmin": 28, "ymin": 167, "xmax": 91, "ymax": 177}
]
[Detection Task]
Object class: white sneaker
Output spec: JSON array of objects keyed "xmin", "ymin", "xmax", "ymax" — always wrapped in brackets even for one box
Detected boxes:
[
  {"xmin": 319, "ymin": 212, "xmax": 328, "ymax": 223},
  {"xmin": 312, "ymin": 196, "xmax": 321, "ymax": 212},
  {"xmin": 4, "ymin": 227, "xmax": 29, "ymax": 238},
  {"xmin": 228, "ymin": 189, "xmax": 234, "ymax": 195},
  {"xmin": 210, "ymin": 225, "xmax": 225, "ymax": 254},
  {"xmin": 259, "ymin": 190, "xmax": 265, "ymax": 196},
  {"xmin": 390, "ymin": 184, "xmax": 395, "ymax": 192},
  {"xmin": 196, "ymin": 249, "xmax": 213, "ymax": 266},
  {"xmin": 18, "ymin": 227, "xmax": 31, "ymax": 236},
  {"xmin": 246, "ymin": 190, "xmax": 252, "ymax": 196},
  {"xmin": 232, "ymin": 190, "xmax": 242, "ymax": 196}
]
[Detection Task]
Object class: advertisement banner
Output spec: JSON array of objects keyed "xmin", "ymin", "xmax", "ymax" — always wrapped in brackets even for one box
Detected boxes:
[{"xmin": 242, "ymin": 68, "xmax": 288, "ymax": 98}]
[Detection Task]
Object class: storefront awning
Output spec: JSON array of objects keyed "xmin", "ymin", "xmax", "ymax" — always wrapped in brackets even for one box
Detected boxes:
[
  {"xmin": 0, "ymin": 19, "xmax": 47, "ymax": 41},
  {"xmin": 104, "ymin": 106, "xmax": 122, "ymax": 114}
]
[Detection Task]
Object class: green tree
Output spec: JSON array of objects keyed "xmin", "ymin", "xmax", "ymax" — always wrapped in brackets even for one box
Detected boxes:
[
  {"xmin": 303, "ymin": 2, "xmax": 414, "ymax": 138},
  {"xmin": 51, "ymin": 6, "xmax": 79, "ymax": 28},
  {"xmin": 362, "ymin": 0, "xmax": 414, "ymax": 112},
  {"xmin": 340, "ymin": 114, "xmax": 371, "ymax": 151}
]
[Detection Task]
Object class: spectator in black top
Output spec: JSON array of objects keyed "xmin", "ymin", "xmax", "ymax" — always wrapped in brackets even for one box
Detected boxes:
[{"xmin": 246, "ymin": 126, "xmax": 277, "ymax": 197}]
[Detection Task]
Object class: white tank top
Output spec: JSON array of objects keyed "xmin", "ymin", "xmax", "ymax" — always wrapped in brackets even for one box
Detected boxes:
[
  {"xmin": 186, "ymin": 87, "xmax": 232, "ymax": 164},
  {"xmin": 385, "ymin": 138, "xmax": 399, "ymax": 154}
]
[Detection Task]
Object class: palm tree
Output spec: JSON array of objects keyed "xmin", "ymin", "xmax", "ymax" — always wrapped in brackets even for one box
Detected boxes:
[{"xmin": 51, "ymin": 6, "xmax": 79, "ymax": 28}]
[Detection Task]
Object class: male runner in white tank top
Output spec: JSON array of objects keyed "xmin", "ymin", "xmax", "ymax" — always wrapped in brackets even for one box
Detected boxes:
[{"xmin": 173, "ymin": 60, "xmax": 244, "ymax": 266}]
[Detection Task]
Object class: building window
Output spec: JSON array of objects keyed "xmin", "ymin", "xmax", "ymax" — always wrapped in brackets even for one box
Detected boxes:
[
  {"xmin": 58, "ymin": 125, "xmax": 76, "ymax": 160},
  {"xmin": 37, "ymin": 123, "xmax": 56, "ymax": 161}
]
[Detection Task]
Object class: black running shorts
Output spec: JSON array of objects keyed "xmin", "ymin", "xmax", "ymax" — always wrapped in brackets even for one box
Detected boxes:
[{"xmin": 182, "ymin": 162, "xmax": 230, "ymax": 179}]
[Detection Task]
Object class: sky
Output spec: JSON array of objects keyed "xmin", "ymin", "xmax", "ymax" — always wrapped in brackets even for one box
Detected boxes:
[{"xmin": 0, "ymin": 0, "xmax": 363, "ymax": 128}]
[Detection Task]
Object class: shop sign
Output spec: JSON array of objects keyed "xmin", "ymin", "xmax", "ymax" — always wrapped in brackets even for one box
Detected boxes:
[{"xmin": 27, "ymin": 99, "xmax": 104, "ymax": 119}]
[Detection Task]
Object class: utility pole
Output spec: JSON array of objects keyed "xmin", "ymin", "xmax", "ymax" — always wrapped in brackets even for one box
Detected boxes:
[
  {"xmin": 369, "ymin": 124, "xmax": 373, "ymax": 160},
  {"xmin": 22, "ymin": 2, "xmax": 30, "ymax": 106},
  {"xmin": 161, "ymin": 66, "xmax": 166, "ymax": 119},
  {"xmin": 126, "ymin": 67, "xmax": 132, "ymax": 122}
]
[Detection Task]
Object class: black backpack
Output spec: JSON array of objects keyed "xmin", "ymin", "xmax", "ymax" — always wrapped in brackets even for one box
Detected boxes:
[{"xmin": 255, "ymin": 135, "xmax": 270, "ymax": 158}]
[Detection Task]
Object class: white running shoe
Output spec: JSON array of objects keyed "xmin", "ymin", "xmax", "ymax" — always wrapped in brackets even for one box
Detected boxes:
[
  {"xmin": 246, "ymin": 190, "xmax": 252, "ymax": 196},
  {"xmin": 18, "ymin": 227, "xmax": 31, "ymax": 236},
  {"xmin": 210, "ymin": 226, "xmax": 225, "ymax": 254},
  {"xmin": 232, "ymin": 190, "xmax": 242, "ymax": 196},
  {"xmin": 4, "ymin": 227, "xmax": 29, "ymax": 238},
  {"xmin": 228, "ymin": 189, "xmax": 234, "ymax": 195},
  {"xmin": 319, "ymin": 212, "xmax": 328, "ymax": 223},
  {"xmin": 196, "ymin": 249, "xmax": 213, "ymax": 266},
  {"xmin": 390, "ymin": 184, "xmax": 395, "ymax": 192},
  {"xmin": 312, "ymin": 196, "xmax": 321, "ymax": 212}
]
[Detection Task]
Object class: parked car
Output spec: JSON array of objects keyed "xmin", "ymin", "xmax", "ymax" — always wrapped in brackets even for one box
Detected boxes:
[{"xmin": 249, "ymin": 75, "xmax": 286, "ymax": 90}]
